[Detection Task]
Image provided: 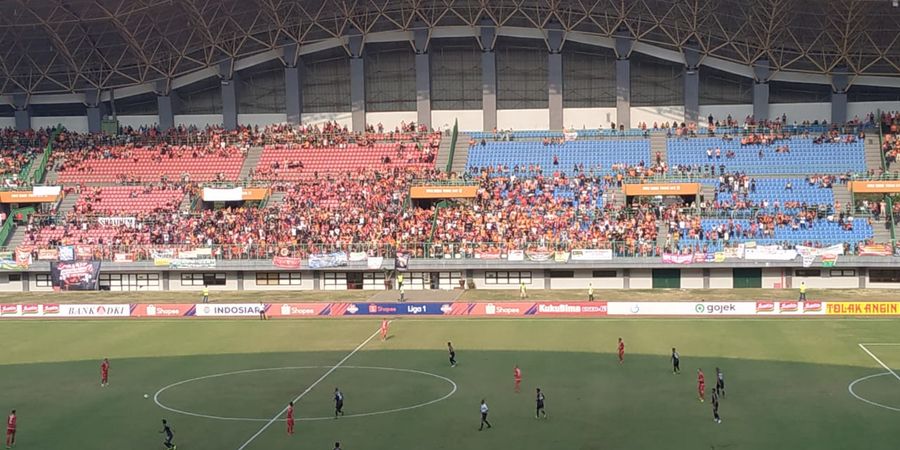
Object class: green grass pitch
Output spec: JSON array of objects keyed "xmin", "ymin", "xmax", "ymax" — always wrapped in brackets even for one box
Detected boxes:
[{"xmin": 2, "ymin": 318, "xmax": 900, "ymax": 450}]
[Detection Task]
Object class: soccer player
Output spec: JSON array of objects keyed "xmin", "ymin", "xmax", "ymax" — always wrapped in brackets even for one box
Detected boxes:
[
  {"xmin": 5, "ymin": 410, "xmax": 15, "ymax": 449},
  {"xmin": 381, "ymin": 319, "xmax": 389, "ymax": 341},
  {"xmin": 715, "ymin": 367, "xmax": 725, "ymax": 397},
  {"xmin": 334, "ymin": 442, "xmax": 342, "ymax": 450},
  {"xmin": 514, "ymin": 365, "xmax": 522, "ymax": 393},
  {"xmin": 588, "ymin": 283, "xmax": 594, "ymax": 301},
  {"xmin": 711, "ymin": 387, "xmax": 721, "ymax": 423},
  {"xmin": 671, "ymin": 347, "xmax": 680, "ymax": 374},
  {"xmin": 448, "ymin": 342, "xmax": 457, "ymax": 367},
  {"xmin": 286, "ymin": 401, "xmax": 295, "ymax": 435},
  {"xmin": 697, "ymin": 369, "xmax": 706, "ymax": 402},
  {"xmin": 617, "ymin": 338, "xmax": 625, "ymax": 364},
  {"xmin": 535, "ymin": 388, "xmax": 548, "ymax": 419},
  {"xmin": 160, "ymin": 419, "xmax": 176, "ymax": 450},
  {"xmin": 101, "ymin": 358, "xmax": 110, "ymax": 387},
  {"xmin": 334, "ymin": 388, "xmax": 345, "ymax": 418},
  {"xmin": 478, "ymin": 399, "xmax": 492, "ymax": 431}
]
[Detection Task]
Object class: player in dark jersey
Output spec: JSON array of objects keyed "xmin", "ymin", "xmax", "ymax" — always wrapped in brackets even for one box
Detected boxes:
[
  {"xmin": 715, "ymin": 367, "xmax": 725, "ymax": 397},
  {"xmin": 711, "ymin": 387, "xmax": 721, "ymax": 423},
  {"xmin": 448, "ymin": 342, "xmax": 457, "ymax": 367},
  {"xmin": 671, "ymin": 348, "xmax": 680, "ymax": 374},
  {"xmin": 334, "ymin": 388, "xmax": 345, "ymax": 418},
  {"xmin": 160, "ymin": 419, "xmax": 176, "ymax": 450},
  {"xmin": 535, "ymin": 388, "xmax": 548, "ymax": 419}
]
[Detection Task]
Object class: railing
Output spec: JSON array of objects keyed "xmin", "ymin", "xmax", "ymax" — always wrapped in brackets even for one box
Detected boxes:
[
  {"xmin": 445, "ymin": 119, "xmax": 458, "ymax": 174},
  {"xmin": 0, "ymin": 217, "xmax": 13, "ymax": 246},
  {"xmin": 30, "ymin": 139, "xmax": 53, "ymax": 184}
]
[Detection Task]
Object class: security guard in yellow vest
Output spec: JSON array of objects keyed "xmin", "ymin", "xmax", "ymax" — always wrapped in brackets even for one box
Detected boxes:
[
  {"xmin": 397, "ymin": 274, "xmax": 404, "ymax": 290},
  {"xmin": 202, "ymin": 285, "xmax": 209, "ymax": 303},
  {"xmin": 798, "ymin": 282, "xmax": 807, "ymax": 301},
  {"xmin": 588, "ymin": 283, "xmax": 594, "ymax": 301}
]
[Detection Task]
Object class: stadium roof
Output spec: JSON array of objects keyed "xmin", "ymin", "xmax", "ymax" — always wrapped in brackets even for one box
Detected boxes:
[{"xmin": 1, "ymin": 0, "xmax": 900, "ymax": 96}]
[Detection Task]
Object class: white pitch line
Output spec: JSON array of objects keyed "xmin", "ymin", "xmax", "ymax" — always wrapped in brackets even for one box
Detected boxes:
[
  {"xmin": 235, "ymin": 325, "xmax": 384, "ymax": 450},
  {"xmin": 858, "ymin": 343, "xmax": 900, "ymax": 383}
]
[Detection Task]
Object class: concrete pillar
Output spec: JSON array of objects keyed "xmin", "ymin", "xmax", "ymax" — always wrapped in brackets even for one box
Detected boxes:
[
  {"xmin": 831, "ymin": 67, "xmax": 850, "ymax": 125},
  {"xmin": 283, "ymin": 44, "xmax": 302, "ymax": 125},
  {"xmin": 413, "ymin": 27, "xmax": 432, "ymax": 129},
  {"xmin": 479, "ymin": 21, "xmax": 497, "ymax": 132},
  {"xmin": 85, "ymin": 89, "xmax": 104, "ymax": 133},
  {"xmin": 12, "ymin": 94, "xmax": 30, "ymax": 131},
  {"xmin": 614, "ymin": 31, "xmax": 634, "ymax": 128},
  {"xmin": 219, "ymin": 60, "xmax": 239, "ymax": 130},
  {"xmin": 156, "ymin": 80, "xmax": 177, "ymax": 131},
  {"xmin": 347, "ymin": 32, "xmax": 366, "ymax": 133},
  {"xmin": 752, "ymin": 59, "xmax": 772, "ymax": 122},
  {"xmin": 547, "ymin": 27, "xmax": 565, "ymax": 131},
  {"xmin": 683, "ymin": 45, "xmax": 701, "ymax": 125}
]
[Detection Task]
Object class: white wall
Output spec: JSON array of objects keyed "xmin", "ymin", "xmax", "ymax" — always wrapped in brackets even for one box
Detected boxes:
[
  {"xmin": 365, "ymin": 111, "xmax": 417, "ymax": 130},
  {"xmin": 174, "ymin": 114, "xmax": 223, "ymax": 128},
  {"xmin": 563, "ymin": 108, "xmax": 617, "ymax": 130},
  {"xmin": 247, "ymin": 271, "xmax": 315, "ymax": 291},
  {"xmin": 237, "ymin": 114, "xmax": 287, "ymax": 128},
  {"xmin": 848, "ymin": 101, "xmax": 900, "ymax": 121},
  {"xmin": 769, "ymin": 103, "xmax": 830, "ymax": 124},
  {"xmin": 792, "ymin": 271, "xmax": 860, "ymax": 289},
  {"xmin": 629, "ymin": 269, "xmax": 653, "ymax": 289},
  {"xmin": 698, "ymin": 105, "xmax": 753, "ymax": 126},
  {"xmin": 497, "ymin": 109, "xmax": 550, "ymax": 131},
  {"xmin": 680, "ymin": 268, "xmax": 704, "ymax": 289},
  {"xmin": 432, "ymin": 110, "xmax": 483, "ymax": 133},
  {"xmin": 762, "ymin": 268, "xmax": 786, "ymax": 289},
  {"xmin": 548, "ymin": 270, "xmax": 625, "ymax": 290},
  {"xmin": 117, "ymin": 115, "xmax": 158, "ymax": 129},
  {"xmin": 301, "ymin": 112, "xmax": 352, "ymax": 129},
  {"xmin": 470, "ymin": 270, "xmax": 543, "ymax": 290},
  {"xmin": 630, "ymin": 106, "xmax": 685, "ymax": 127},
  {"xmin": 0, "ymin": 118, "xmax": 15, "ymax": 129},
  {"xmin": 32, "ymin": 116, "xmax": 88, "ymax": 133},
  {"xmin": 708, "ymin": 269, "xmax": 734, "ymax": 289}
]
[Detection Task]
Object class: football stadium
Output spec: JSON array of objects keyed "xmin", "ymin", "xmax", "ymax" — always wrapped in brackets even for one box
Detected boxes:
[{"xmin": 2, "ymin": 0, "xmax": 900, "ymax": 449}]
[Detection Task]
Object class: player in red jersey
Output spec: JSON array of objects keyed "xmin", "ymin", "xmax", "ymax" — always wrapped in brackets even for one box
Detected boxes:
[
  {"xmin": 514, "ymin": 365, "xmax": 522, "ymax": 393},
  {"xmin": 380, "ymin": 319, "xmax": 389, "ymax": 341},
  {"xmin": 101, "ymin": 358, "xmax": 110, "ymax": 387},
  {"xmin": 617, "ymin": 338, "xmax": 625, "ymax": 364},
  {"xmin": 286, "ymin": 401, "xmax": 295, "ymax": 435},
  {"xmin": 5, "ymin": 410, "xmax": 15, "ymax": 449},
  {"xmin": 697, "ymin": 369, "xmax": 706, "ymax": 402}
]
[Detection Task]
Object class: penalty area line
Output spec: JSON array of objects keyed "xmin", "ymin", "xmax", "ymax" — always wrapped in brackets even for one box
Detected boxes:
[
  {"xmin": 858, "ymin": 343, "xmax": 900, "ymax": 383},
  {"xmin": 235, "ymin": 322, "xmax": 387, "ymax": 450}
]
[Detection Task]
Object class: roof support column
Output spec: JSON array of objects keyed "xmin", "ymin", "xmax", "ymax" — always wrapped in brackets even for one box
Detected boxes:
[
  {"xmin": 219, "ymin": 60, "xmax": 239, "ymax": 130},
  {"xmin": 347, "ymin": 30, "xmax": 366, "ymax": 133},
  {"xmin": 614, "ymin": 30, "xmax": 634, "ymax": 129},
  {"xmin": 547, "ymin": 25, "xmax": 565, "ymax": 131},
  {"xmin": 479, "ymin": 20, "xmax": 497, "ymax": 132},
  {"xmin": 753, "ymin": 59, "xmax": 772, "ymax": 122},
  {"xmin": 683, "ymin": 44, "xmax": 701, "ymax": 125},
  {"xmin": 12, "ymin": 94, "xmax": 30, "ymax": 132},
  {"xmin": 85, "ymin": 90, "xmax": 105, "ymax": 133},
  {"xmin": 831, "ymin": 67, "xmax": 850, "ymax": 125},
  {"xmin": 283, "ymin": 44, "xmax": 302, "ymax": 125},
  {"xmin": 413, "ymin": 26, "xmax": 431, "ymax": 129}
]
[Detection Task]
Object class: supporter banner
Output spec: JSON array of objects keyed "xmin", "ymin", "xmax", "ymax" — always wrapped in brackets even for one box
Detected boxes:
[
  {"xmin": 623, "ymin": 183, "xmax": 700, "ymax": 196},
  {"xmin": 662, "ymin": 253, "xmax": 694, "ymax": 264},
  {"xmin": 151, "ymin": 249, "xmax": 175, "ymax": 259},
  {"xmin": 826, "ymin": 302, "xmax": 900, "ymax": 316},
  {"xmin": 113, "ymin": 253, "xmax": 135, "ymax": 263},
  {"xmin": 58, "ymin": 246, "xmax": 75, "ymax": 262},
  {"xmin": 858, "ymin": 244, "xmax": 893, "ymax": 256},
  {"xmin": 723, "ymin": 246, "xmax": 744, "ymax": 259},
  {"xmin": 409, "ymin": 185, "xmax": 478, "ymax": 199},
  {"xmin": 366, "ymin": 257, "xmax": 384, "ymax": 270},
  {"xmin": 570, "ymin": 249, "xmax": 613, "ymax": 261},
  {"xmin": 15, "ymin": 247, "xmax": 31, "ymax": 268},
  {"xmin": 169, "ymin": 258, "xmax": 216, "ymax": 269},
  {"xmin": 554, "ymin": 251, "xmax": 570, "ymax": 263},
  {"xmin": 743, "ymin": 246, "xmax": 797, "ymax": 261},
  {"xmin": 563, "ymin": 131, "xmax": 578, "ymax": 142},
  {"xmin": 97, "ymin": 217, "xmax": 137, "ymax": 228},
  {"xmin": 507, "ymin": 250, "xmax": 525, "ymax": 261},
  {"xmin": 848, "ymin": 180, "xmax": 900, "ymax": 193},
  {"xmin": 308, "ymin": 251, "xmax": 348, "ymax": 269},
  {"xmin": 821, "ymin": 254, "xmax": 838, "ymax": 267},
  {"xmin": 37, "ymin": 248, "xmax": 59, "ymax": 261},
  {"xmin": 51, "ymin": 261, "xmax": 101, "ymax": 291},
  {"xmin": 797, "ymin": 244, "xmax": 845, "ymax": 268},
  {"xmin": 395, "ymin": 252, "xmax": 409, "ymax": 271},
  {"xmin": 608, "ymin": 302, "xmax": 757, "ymax": 315},
  {"xmin": 348, "ymin": 252, "xmax": 367, "ymax": 262},
  {"xmin": 203, "ymin": 187, "xmax": 242, "ymax": 202},
  {"xmin": 526, "ymin": 250, "xmax": 553, "ymax": 262},
  {"xmin": 154, "ymin": 258, "xmax": 171, "ymax": 267},
  {"xmin": 194, "ymin": 303, "xmax": 269, "ymax": 317},
  {"xmin": 0, "ymin": 260, "xmax": 22, "ymax": 270},
  {"xmin": 272, "ymin": 256, "xmax": 302, "ymax": 269},
  {"xmin": 131, "ymin": 304, "xmax": 196, "ymax": 318},
  {"xmin": 76, "ymin": 245, "xmax": 94, "ymax": 260},
  {"xmin": 474, "ymin": 250, "xmax": 502, "ymax": 260}
]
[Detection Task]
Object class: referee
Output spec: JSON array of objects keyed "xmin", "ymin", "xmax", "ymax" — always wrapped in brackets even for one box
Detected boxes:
[
  {"xmin": 671, "ymin": 347, "xmax": 681, "ymax": 374},
  {"xmin": 334, "ymin": 388, "xmax": 345, "ymax": 418},
  {"xmin": 715, "ymin": 367, "xmax": 725, "ymax": 397},
  {"xmin": 478, "ymin": 399, "xmax": 492, "ymax": 431}
]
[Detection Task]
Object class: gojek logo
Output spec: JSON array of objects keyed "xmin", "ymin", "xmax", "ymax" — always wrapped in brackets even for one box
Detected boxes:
[{"xmin": 695, "ymin": 304, "xmax": 705, "ymax": 313}]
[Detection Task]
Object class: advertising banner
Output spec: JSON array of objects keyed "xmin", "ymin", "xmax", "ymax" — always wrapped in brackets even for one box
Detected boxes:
[
  {"xmin": 409, "ymin": 185, "xmax": 479, "ymax": 199},
  {"xmin": 202, "ymin": 187, "xmax": 243, "ymax": 202},
  {"xmin": 50, "ymin": 261, "xmax": 101, "ymax": 290},
  {"xmin": 194, "ymin": 303, "xmax": 269, "ymax": 317},
  {"xmin": 272, "ymin": 256, "xmax": 302, "ymax": 269},
  {"xmin": 623, "ymin": 183, "xmax": 700, "ymax": 196},
  {"xmin": 308, "ymin": 251, "xmax": 348, "ymax": 269},
  {"xmin": 826, "ymin": 302, "xmax": 900, "ymax": 316},
  {"xmin": 169, "ymin": 259, "xmax": 216, "ymax": 269},
  {"xmin": 131, "ymin": 304, "xmax": 196, "ymax": 318},
  {"xmin": 570, "ymin": 249, "xmax": 613, "ymax": 261},
  {"xmin": 607, "ymin": 302, "xmax": 758, "ymax": 316},
  {"xmin": 0, "ymin": 303, "xmax": 127, "ymax": 318}
]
